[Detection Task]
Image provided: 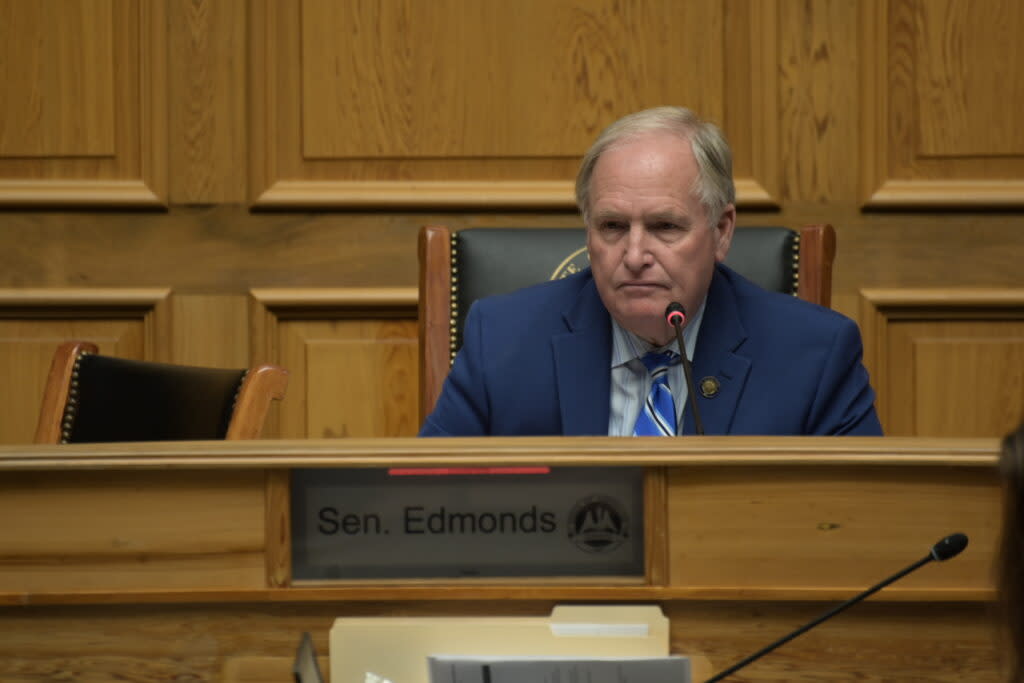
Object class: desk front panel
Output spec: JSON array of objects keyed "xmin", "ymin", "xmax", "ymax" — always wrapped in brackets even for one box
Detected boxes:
[
  {"xmin": 666, "ymin": 463, "xmax": 1000, "ymax": 596},
  {"xmin": 0, "ymin": 469, "xmax": 266, "ymax": 593}
]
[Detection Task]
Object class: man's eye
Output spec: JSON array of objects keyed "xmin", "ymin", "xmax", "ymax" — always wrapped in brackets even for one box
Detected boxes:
[
  {"xmin": 652, "ymin": 222, "xmax": 678, "ymax": 231},
  {"xmin": 601, "ymin": 221, "xmax": 627, "ymax": 231}
]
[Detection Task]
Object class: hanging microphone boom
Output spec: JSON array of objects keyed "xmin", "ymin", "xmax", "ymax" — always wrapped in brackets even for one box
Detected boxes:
[
  {"xmin": 665, "ymin": 302, "xmax": 704, "ymax": 435},
  {"xmin": 704, "ymin": 532, "xmax": 969, "ymax": 682}
]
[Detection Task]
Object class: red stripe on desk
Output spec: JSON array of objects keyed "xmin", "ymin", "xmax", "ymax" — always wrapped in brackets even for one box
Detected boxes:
[{"xmin": 387, "ymin": 467, "xmax": 551, "ymax": 476}]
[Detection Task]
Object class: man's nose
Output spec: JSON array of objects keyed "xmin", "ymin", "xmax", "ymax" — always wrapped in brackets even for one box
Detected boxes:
[{"xmin": 622, "ymin": 225, "xmax": 651, "ymax": 270}]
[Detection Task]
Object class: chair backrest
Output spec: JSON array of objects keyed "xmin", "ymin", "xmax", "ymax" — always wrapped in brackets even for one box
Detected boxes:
[
  {"xmin": 34, "ymin": 341, "xmax": 289, "ymax": 443},
  {"xmin": 418, "ymin": 224, "xmax": 836, "ymax": 419}
]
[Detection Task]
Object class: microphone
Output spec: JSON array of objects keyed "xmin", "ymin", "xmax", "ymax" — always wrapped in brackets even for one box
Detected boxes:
[
  {"xmin": 704, "ymin": 532, "xmax": 969, "ymax": 682},
  {"xmin": 665, "ymin": 302, "xmax": 704, "ymax": 435}
]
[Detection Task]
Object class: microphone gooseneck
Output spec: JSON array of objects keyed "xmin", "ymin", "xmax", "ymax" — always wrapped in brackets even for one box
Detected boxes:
[
  {"xmin": 704, "ymin": 532, "xmax": 970, "ymax": 682},
  {"xmin": 664, "ymin": 303, "xmax": 704, "ymax": 436}
]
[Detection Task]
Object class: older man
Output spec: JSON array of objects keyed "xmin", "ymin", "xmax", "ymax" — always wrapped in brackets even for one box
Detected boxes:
[{"xmin": 419, "ymin": 107, "xmax": 882, "ymax": 436}]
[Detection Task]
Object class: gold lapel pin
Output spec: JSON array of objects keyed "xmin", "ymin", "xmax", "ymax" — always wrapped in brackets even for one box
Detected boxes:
[{"xmin": 699, "ymin": 376, "xmax": 720, "ymax": 398}]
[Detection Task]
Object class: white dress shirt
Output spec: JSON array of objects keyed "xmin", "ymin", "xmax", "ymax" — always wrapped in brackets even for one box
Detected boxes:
[{"xmin": 607, "ymin": 300, "xmax": 706, "ymax": 436}]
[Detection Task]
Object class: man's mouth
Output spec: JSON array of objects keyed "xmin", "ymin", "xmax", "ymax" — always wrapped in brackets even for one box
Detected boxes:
[{"xmin": 618, "ymin": 281, "xmax": 665, "ymax": 289}]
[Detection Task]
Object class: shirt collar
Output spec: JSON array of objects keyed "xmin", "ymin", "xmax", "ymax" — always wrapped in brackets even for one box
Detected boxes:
[{"xmin": 610, "ymin": 297, "xmax": 707, "ymax": 368}]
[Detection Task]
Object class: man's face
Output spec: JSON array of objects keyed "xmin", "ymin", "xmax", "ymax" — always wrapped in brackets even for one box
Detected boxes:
[{"xmin": 585, "ymin": 131, "xmax": 735, "ymax": 346}]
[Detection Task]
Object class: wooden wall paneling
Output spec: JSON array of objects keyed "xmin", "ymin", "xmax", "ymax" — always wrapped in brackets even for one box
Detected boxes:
[
  {"xmin": 0, "ymin": 0, "xmax": 167, "ymax": 207},
  {"xmin": 0, "ymin": 0, "xmax": 115, "ymax": 156},
  {"xmin": 0, "ymin": 207, "xmax": 430, "ymax": 292},
  {"xmin": 913, "ymin": 1, "xmax": 1024, "ymax": 158},
  {"xmin": 168, "ymin": 0, "xmax": 247, "ymax": 204},
  {"xmin": 907, "ymin": 327, "xmax": 1024, "ymax": 437},
  {"xmin": 860, "ymin": 0, "xmax": 891, "ymax": 209},
  {"xmin": 724, "ymin": 0, "xmax": 780, "ymax": 207},
  {"xmin": 777, "ymin": 0, "xmax": 860, "ymax": 202},
  {"xmin": 250, "ymin": 288, "xmax": 420, "ymax": 439},
  {"xmin": 140, "ymin": 0, "xmax": 168, "ymax": 206},
  {"xmin": 0, "ymin": 289, "xmax": 171, "ymax": 444},
  {"xmin": 248, "ymin": 0, "xmax": 276, "ymax": 209},
  {"xmin": 295, "ymin": 316, "xmax": 420, "ymax": 437},
  {"xmin": 861, "ymin": 0, "xmax": 1024, "ymax": 208},
  {"xmin": 251, "ymin": 0, "xmax": 778, "ymax": 209},
  {"xmin": 170, "ymin": 294, "xmax": 250, "ymax": 368},
  {"xmin": 861, "ymin": 289, "xmax": 1024, "ymax": 436},
  {"xmin": 250, "ymin": 288, "xmax": 419, "ymax": 587}
]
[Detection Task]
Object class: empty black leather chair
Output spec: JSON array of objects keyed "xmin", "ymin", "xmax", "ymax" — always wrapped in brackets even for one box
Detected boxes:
[{"xmin": 35, "ymin": 341, "xmax": 289, "ymax": 443}]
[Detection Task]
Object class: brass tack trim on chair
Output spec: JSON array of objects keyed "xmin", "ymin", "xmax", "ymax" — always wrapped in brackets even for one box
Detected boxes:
[
  {"xmin": 232, "ymin": 369, "xmax": 249, "ymax": 413},
  {"xmin": 791, "ymin": 233, "xmax": 800, "ymax": 297},
  {"xmin": 448, "ymin": 235, "xmax": 459, "ymax": 364},
  {"xmin": 60, "ymin": 350, "xmax": 92, "ymax": 444}
]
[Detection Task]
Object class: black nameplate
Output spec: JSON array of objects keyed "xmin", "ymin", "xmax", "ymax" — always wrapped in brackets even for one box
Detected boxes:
[{"xmin": 290, "ymin": 467, "xmax": 645, "ymax": 580}]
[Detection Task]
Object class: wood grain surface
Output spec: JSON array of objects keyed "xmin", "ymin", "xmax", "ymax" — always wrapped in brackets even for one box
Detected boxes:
[{"xmin": 0, "ymin": 436, "xmax": 1007, "ymax": 680}]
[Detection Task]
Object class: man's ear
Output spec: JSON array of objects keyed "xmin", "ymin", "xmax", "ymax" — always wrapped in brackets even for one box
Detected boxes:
[{"xmin": 713, "ymin": 203, "xmax": 737, "ymax": 263}]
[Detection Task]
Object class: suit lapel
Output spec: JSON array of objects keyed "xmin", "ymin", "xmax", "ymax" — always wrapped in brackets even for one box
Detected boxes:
[
  {"xmin": 552, "ymin": 276, "xmax": 612, "ymax": 435},
  {"xmin": 684, "ymin": 266, "xmax": 751, "ymax": 435}
]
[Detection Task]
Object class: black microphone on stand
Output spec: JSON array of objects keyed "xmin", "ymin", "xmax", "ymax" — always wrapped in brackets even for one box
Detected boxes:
[
  {"xmin": 704, "ymin": 532, "xmax": 970, "ymax": 682},
  {"xmin": 665, "ymin": 302, "xmax": 704, "ymax": 435}
]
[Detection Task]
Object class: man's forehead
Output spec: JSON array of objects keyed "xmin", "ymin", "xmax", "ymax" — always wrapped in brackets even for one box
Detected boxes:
[{"xmin": 592, "ymin": 206, "xmax": 691, "ymax": 219}]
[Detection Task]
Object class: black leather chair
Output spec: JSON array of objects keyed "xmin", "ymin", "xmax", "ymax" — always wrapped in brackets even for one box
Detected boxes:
[
  {"xmin": 35, "ymin": 341, "xmax": 289, "ymax": 443},
  {"xmin": 418, "ymin": 224, "xmax": 835, "ymax": 419}
]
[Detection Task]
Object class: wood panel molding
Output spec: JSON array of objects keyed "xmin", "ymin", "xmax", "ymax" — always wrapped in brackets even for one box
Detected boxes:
[
  {"xmin": 725, "ymin": 0, "xmax": 780, "ymax": 208},
  {"xmin": 256, "ymin": 179, "xmax": 779, "ymax": 211},
  {"xmin": 0, "ymin": 1, "xmax": 167, "ymax": 207},
  {"xmin": 643, "ymin": 468, "xmax": 669, "ymax": 588},
  {"xmin": 732, "ymin": 178, "xmax": 777, "ymax": 208},
  {"xmin": 0, "ymin": 288, "xmax": 172, "ymax": 309},
  {"xmin": 861, "ymin": 0, "xmax": 1024, "ymax": 208},
  {"xmin": 250, "ymin": 0, "xmax": 780, "ymax": 210},
  {"xmin": 249, "ymin": 288, "xmax": 418, "ymax": 588},
  {"xmin": 249, "ymin": 288, "xmax": 419, "ymax": 438},
  {"xmin": 168, "ymin": 0, "xmax": 247, "ymax": 204},
  {"xmin": 860, "ymin": 288, "xmax": 1024, "ymax": 436},
  {"xmin": 0, "ymin": 288, "xmax": 172, "ymax": 444},
  {"xmin": 861, "ymin": 179, "xmax": 1024, "ymax": 209},
  {"xmin": 0, "ymin": 180, "xmax": 164, "ymax": 208},
  {"xmin": 255, "ymin": 180, "xmax": 576, "ymax": 210},
  {"xmin": 0, "ymin": 435, "xmax": 997, "ymax": 472},
  {"xmin": 250, "ymin": 287, "xmax": 418, "ymax": 316},
  {"xmin": 0, "ymin": 287, "xmax": 172, "ymax": 361}
]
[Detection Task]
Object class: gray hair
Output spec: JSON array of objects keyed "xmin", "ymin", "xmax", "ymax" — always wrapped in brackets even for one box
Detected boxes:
[{"xmin": 575, "ymin": 106, "xmax": 735, "ymax": 225}]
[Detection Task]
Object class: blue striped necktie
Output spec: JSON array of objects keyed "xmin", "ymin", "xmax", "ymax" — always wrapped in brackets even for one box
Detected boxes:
[{"xmin": 633, "ymin": 350, "xmax": 678, "ymax": 436}]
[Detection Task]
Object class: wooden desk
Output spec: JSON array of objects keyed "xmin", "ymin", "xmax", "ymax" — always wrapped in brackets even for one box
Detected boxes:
[{"xmin": 0, "ymin": 437, "xmax": 1003, "ymax": 681}]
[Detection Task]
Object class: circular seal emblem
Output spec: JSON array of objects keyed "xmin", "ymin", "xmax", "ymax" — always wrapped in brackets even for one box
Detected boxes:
[
  {"xmin": 550, "ymin": 246, "xmax": 590, "ymax": 280},
  {"xmin": 567, "ymin": 495, "xmax": 629, "ymax": 553}
]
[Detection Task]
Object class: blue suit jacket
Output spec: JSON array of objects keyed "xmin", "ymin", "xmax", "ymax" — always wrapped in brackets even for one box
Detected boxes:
[{"xmin": 420, "ymin": 264, "xmax": 882, "ymax": 436}]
